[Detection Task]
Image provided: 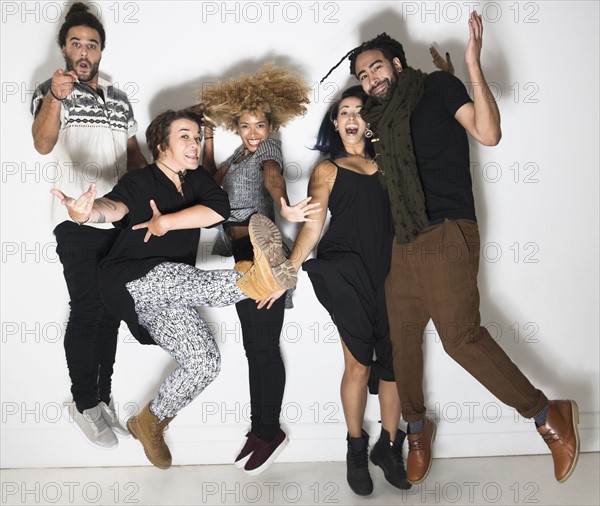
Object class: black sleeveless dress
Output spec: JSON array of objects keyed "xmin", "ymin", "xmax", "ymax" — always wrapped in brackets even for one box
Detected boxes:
[{"xmin": 303, "ymin": 161, "xmax": 395, "ymax": 380}]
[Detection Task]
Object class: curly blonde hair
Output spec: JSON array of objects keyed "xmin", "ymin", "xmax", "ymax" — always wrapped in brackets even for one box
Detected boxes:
[{"xmin": 197, "ymin": 63, "xmax": 310, "ymax": 132}]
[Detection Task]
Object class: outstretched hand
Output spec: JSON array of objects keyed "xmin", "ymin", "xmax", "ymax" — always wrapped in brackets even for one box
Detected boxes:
[
  {"xmin": 430, "ymin": 46, "xmax": 455, "ymax": 75},
  {"xmin": 279, "ymin": 196, "xmax": 321, "ymax": 223},
  {"xmin": 132, "ymin": 200, "xmax": 166, "ymax": 243},
  {"xmin": 50, "ymin": 183, "xmax": 95, "ymax": 224},
  {"xmin": 465, "ymin": 10, "xmax": 484, "ymax": 68}
]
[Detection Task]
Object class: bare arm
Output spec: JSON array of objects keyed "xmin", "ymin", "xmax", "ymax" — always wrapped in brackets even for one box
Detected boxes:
[
  {"xmin": 201, "ymin": 125, "xmax": 217, "ymax": 175},
  {"xmin": 257, "ymin": 161, "xmax": 334, "ymax": 309},
  {"xmin": 132, "ymin": 200, "xmax": 226, "ymax": 243},
  {"xmin": 454, "ymin": 10, "xmax": 501, "ymax": 146},
  {"xmin": 288, "ymin": 162, "xmax": 334, "ymax": 270},
  {"xmin": 50, "ymin": 183, "xmax": 128, "ymax": 224},
  {"xmin": 263, "ymin": 159, "xmax": 322, "ymax": 223},
  {"xmin": 126, "ymin": 136, "xmax": 147, "ymax": 169},
  {"xmin": 32, "ymin": 69, "xmax": 78, "ymax": 154}
]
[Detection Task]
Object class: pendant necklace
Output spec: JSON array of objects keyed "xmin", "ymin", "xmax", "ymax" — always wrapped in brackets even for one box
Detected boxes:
[{"xmin": 158, "ymin": 160, "xmax": 186, "ymax": 194}]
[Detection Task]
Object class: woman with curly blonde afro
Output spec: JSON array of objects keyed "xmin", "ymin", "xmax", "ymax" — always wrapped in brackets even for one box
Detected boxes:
[{"xmin": 196, "ymin": 63, "xmax": 320, "ymax": 475}]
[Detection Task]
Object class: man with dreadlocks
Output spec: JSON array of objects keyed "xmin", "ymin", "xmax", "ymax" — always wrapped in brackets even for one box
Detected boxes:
[{"xmin": 324, "ymin": 10, "xmax": 579, "ymax": 485}]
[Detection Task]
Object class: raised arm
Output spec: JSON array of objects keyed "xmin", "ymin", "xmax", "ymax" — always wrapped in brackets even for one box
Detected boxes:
[
  {"xmin": 32, "ymin": 69, "xmax": 78, "ymax": 154},
  {"xmin": 454, "ymin": 10, "xmax": 502, "ymax": 146},
  {"xmin": 262, "ymin": 159, "xmax": 321, "ymax": 223},
  {"xmin": 201, "ymin": 125, "xmax": 217, "ymax": 174},
  {"xmin": 126, "ymin": 136, "xmax": 148, "ymax": 169},
  {"xmin": 51, "ymin": 183, "xmax": 128, "ymax": 225},
  {"xmin": 430, "ymin": 46, "xmax": 455, "ymax": 75}
]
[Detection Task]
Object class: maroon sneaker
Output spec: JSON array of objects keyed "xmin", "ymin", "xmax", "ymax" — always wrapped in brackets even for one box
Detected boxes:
[
  {"xmin": 234, "ymin": 432, "xmax": 258, "ymax": 468},
  {"xmin": 244, "ymin": 428, "xmax": 288, "ymax": 475}
]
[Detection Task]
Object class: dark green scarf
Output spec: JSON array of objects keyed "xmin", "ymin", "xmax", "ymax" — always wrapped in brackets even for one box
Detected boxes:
[{"xmin": 361, "ymin": 67, "xmax": 428, "ymax": 244}]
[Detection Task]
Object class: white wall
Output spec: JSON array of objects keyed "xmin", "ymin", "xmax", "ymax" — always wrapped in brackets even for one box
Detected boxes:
[{"xmin": 1, "ymin": 1, "xmax": 598, "ymax": 468}]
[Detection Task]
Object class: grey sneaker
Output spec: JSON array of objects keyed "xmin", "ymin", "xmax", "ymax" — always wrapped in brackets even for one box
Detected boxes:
[
  {"xmin": 99, "ymin": 400, "xmax": 130, "ymax": 438},
  {"xmin": 63, "ymin": 402, "xmax": 118, "ymax": 449}
]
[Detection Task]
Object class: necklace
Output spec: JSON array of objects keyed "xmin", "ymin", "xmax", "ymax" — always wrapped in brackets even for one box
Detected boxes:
[
  {"xmin": 350, "ymin": 153, "xmax": 384, "ymax": 175},
  {"xmin": 158, "ymin": 160, "xmax": 186, "ymax": 193}
]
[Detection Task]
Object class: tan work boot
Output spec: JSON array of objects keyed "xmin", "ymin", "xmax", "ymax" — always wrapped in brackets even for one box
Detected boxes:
[
  {"xmin": 236, "ymin": 214, "xmax": 297, "ymax": 300},
  {"xmin": 127, "ymin": 403, "xmax": 174, "ymax": 469},
  {"xmin": 234, "ymin": 260, "xmax": 253, "ymax": 273}
]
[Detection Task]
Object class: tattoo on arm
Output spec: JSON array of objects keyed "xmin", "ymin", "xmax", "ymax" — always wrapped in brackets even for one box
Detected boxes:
[{"xmin": 95, "ymin": 198, "xmax": 117, "ymax": 211}]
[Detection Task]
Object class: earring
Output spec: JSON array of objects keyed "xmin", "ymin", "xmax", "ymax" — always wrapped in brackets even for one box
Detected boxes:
[{"xmin": 365, "ymin": 123, "xmax": 374, "ymax": 139}]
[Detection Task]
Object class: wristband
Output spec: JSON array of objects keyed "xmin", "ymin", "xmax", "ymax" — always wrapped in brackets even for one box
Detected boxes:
[{"xmin": 49, "ymin": 88, "xmax": 65, "ymax": 102}]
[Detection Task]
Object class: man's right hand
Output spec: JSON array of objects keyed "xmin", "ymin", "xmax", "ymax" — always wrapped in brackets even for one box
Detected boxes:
[
  {"xmin": 50, "ymin": 69, "xmax": 78, "ymax": 100},
  {"xmin": 50, "ymin": 183, "xmax": 95, "ymax": 224}
]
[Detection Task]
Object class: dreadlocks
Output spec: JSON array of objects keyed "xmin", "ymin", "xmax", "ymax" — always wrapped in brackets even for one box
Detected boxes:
[{"xmin": 320, "ymin": 33, "xmax": 408, "ymax": 83}]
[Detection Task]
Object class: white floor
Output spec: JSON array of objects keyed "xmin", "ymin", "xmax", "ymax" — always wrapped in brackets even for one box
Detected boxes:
[{"xmin": 1, "ymin": 453, "xmax": 598, "ymax": 506}]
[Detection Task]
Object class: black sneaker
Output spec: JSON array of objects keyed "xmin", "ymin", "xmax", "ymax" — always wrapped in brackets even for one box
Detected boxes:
[
  {"xmin": 347, "ymin": 430, "xmax": 373, "ymax": 496},
  {"xmin": 370, "ymin": 427, "xmax": 412, "ymax": 490}
]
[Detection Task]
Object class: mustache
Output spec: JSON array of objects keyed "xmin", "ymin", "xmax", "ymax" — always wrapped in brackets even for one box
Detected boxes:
[{"xmin": 369, "ymin": 78, "xmax": 391, "ymax": 95}]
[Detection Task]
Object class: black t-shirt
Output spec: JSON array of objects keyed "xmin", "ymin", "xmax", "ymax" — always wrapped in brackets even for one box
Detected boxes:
[
  {"xmin": 97, "ymin": 164, "xmax": 230, "ymax": 344},
  {"xmin": 410, "ymin": 71, "xmax": 475, "ymax": 223}
]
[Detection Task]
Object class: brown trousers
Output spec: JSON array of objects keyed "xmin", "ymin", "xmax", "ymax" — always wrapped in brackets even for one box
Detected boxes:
[{"xmin": 385, "ymin": 219, "xmax": 547, "ymax": 422}]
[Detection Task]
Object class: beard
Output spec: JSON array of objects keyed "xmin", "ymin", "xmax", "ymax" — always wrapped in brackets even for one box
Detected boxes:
[
  {"xmin": 369, "ymin": 70, "xmax": 400, "ymax": 103},
  {"xmin": 65, "ymin": 55, "xmax": 100, "ymax": 83}
]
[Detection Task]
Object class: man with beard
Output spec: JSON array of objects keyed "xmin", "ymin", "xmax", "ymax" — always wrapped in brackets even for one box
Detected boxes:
[
  {"xmin": 31, "ymin": 2, "xmax": 146, "ymax": 449},
  {"xmin": 320, "ymin": 10, "xmax": 579, "ymax": 485}
]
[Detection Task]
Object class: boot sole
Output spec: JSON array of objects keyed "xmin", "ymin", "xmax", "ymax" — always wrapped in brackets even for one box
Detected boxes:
[
  {"xmin": 558, "ymin": 400, "xmax": 580, "ymax": 483},
  {"xmin": 127, "ymin": 418, "xmax": 171, "ymax": 470},
  {"xmin": 370, "ymin": 452, "xmax": 412, "ymax": 490},
  {"xmin": 249, "ymin": 214, "xmax": 297, "ymax": 290},
  {"xmin": 408, "ymin": 423, "xmax": 436, "ymax": 484}
]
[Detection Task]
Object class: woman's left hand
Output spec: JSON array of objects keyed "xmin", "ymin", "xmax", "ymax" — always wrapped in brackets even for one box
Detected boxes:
[
  {"xmin": 132, "ymin": 200, "xmax": 167, "ymax": 242},
  {"xmin": 430, "ymin": 46, "xmax": 455, "ymax": 75},
  {"xmin": 257, "ymin": 289, "xmax": 286, "ymax": 310},
  {"xmin": 279, "ymin": 196, "xmax": 321, "ymax": 223}
]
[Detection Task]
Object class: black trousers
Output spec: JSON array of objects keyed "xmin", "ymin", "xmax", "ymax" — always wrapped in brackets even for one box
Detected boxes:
[
  {"xmin": 54, "ymin": 221, "xmax": 120, "ymax": 413},
  {"xmin": 232, "ymin": 235, "xmax": 286, "ymax": 441}
]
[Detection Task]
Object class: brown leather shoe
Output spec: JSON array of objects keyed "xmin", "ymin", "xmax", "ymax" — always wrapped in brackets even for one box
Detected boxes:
[
  {"xmin": 127, "ymin": 403, "xmax": 174, "ymax": 469},
  {"xmin": 537, "ymin": 400, "xmax": 580, "ymax": 483},
  {"xmin": 406, "ymin": 417, "xmax": 436, "ymax": 483}
]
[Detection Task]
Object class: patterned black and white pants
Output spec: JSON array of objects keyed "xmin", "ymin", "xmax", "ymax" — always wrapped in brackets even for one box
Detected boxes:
[{"xmin": 126, "ymin": 262, "xmax": 245, "ymax": 421}]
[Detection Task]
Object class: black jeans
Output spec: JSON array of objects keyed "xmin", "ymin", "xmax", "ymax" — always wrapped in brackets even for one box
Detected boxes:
[
  {"xmin": 54, "ymin": 221, "xmax": 120, "ymax": 413},
  {"xmin": 232, "ymin": 235, "xmax": 286, "ymax": 441}
]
